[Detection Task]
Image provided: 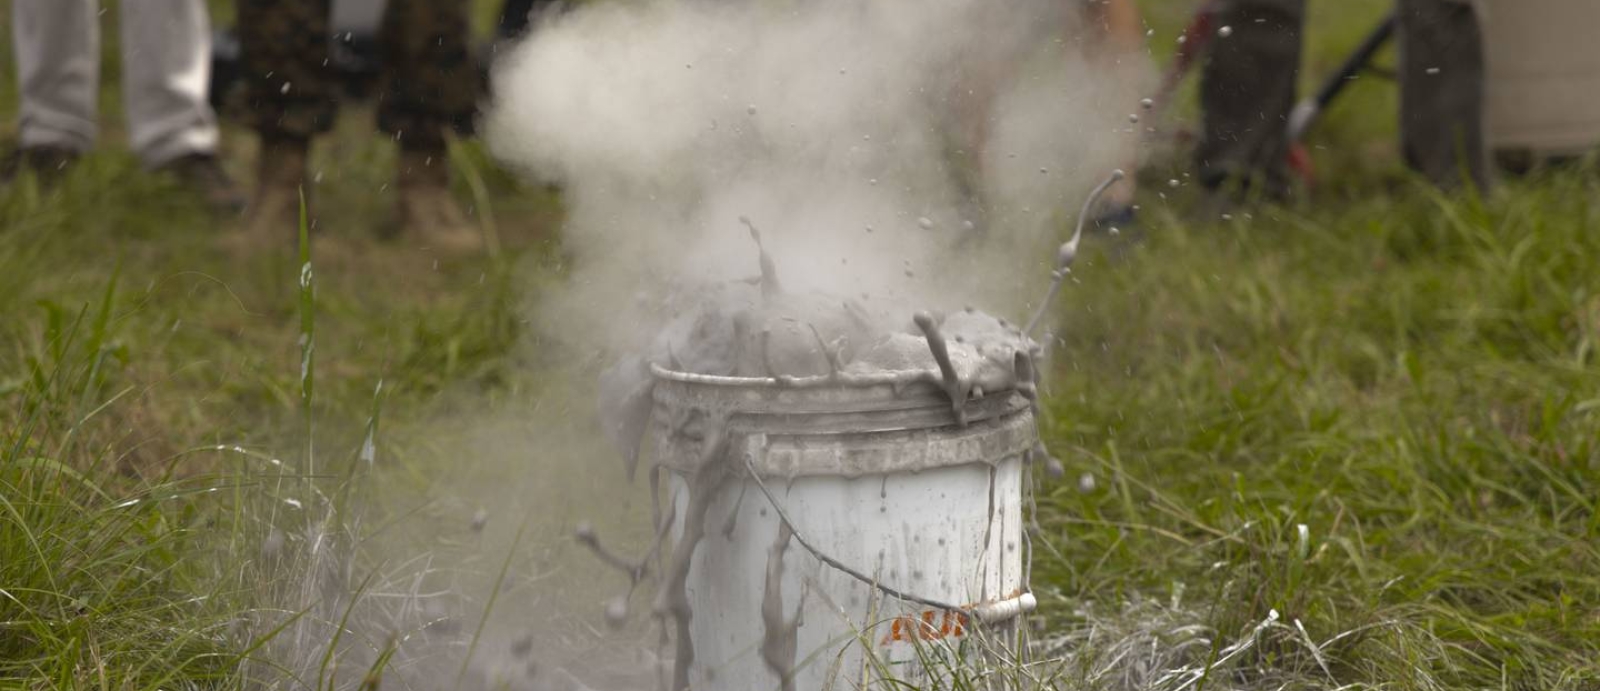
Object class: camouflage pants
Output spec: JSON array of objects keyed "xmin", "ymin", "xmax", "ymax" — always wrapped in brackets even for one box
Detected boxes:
[
  {"xmin": 1195, "ymin": 0, "xmax": 1488, "ymax": 192},
  {"xmin": 236, "ymin": 0, "xmax": 475, "ymax": 150}
]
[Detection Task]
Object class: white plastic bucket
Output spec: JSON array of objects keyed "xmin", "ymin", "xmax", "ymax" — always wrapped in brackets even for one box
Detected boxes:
[
  {"xmin": 1483, "ymin": 0, "xmax": 1600, "ymax": 156},
  {"xmin": 649, "ymin": 366, "xmax": 1037, "ymax": 691}
]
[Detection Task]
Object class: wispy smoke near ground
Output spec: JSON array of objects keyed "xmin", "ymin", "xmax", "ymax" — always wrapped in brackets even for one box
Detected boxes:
[{"xmin": 486, "ymin": 0, "xmax": 1152, "ymax": 351}]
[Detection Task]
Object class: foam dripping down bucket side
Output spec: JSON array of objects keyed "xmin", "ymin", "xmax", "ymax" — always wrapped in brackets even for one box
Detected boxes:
[{"xmin": 648, "ymin": 366, "xmax": 1038, "ymax": 691}]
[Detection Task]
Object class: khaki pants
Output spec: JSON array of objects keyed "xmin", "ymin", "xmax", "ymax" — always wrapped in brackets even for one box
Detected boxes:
[
  {"xmin": 12, "ymin": 0, "xmax": 220, "ymax": 166},
  {"xmin": 1195, "ymin": 0, "xmax": 1489, "ymax": 193}
]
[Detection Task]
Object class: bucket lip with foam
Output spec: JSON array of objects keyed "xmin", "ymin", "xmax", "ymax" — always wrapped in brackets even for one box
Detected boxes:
[
  {"xmin": 648, "ymin": 362, "xmax": 1035, "ymax": 478},
  {"xmin": 651, "ymin": 362, "xmax": 958, "ymax": 389},
  {"xmin": 647, "ymin": 361, "xmax": 1027, "ymax": 420}
]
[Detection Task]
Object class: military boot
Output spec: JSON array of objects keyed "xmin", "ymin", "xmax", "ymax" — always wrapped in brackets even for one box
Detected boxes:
[
  {"xmin": 1, "ymin": 145, "xmax": 80, "ymax": 184},
  {"xmin": 395, "ymin": 146, "xmax": 484, "ymax": 256},
  {"xmin": 236, "ymin": 136, "xmax": 312, "ymax": 250},
  {"xmin": 159, "ymin": 153, "xmax": 247, "ymax": 215}
]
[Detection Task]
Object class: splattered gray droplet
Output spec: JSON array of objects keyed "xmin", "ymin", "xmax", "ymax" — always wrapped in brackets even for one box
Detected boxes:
[
  {"xmin": 262, "ymin": 528, "xmax": 285, "ymax": 559},
  {"xmin": 605, "ymin": 596, "xmax": 629, "ymax": 629}
]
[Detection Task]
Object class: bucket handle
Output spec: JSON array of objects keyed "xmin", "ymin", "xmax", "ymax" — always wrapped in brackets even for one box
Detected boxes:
[{"xmin": 971, "ymin": 592, "xmax": 1038, "ymax": 624}]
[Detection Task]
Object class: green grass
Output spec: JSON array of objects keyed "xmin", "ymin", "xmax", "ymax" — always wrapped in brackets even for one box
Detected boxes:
[
  {"xmin": 0, "ymin": 285, "xmax": 240, "ymax": 688},
  {"xmin": 4, "ymin": 0, "xmax": 1600, "ymax": 688},
  {"xmin": 1037, "ymin": 172, "xmax": 1600, "ymax": 688}
]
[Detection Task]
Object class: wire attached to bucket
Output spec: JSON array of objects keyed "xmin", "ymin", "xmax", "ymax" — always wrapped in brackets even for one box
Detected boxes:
[
  {"xmin": 1024, "ymin": 169, "xmax": 1126, "ymax": 338},
  {"xmin": 741, "ymin": 453, "xmax": 967, "ymax": 614}
]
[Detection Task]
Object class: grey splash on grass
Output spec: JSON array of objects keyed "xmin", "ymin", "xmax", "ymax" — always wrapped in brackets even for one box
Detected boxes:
[
  {"xmin": 234, "ymin": 194, "xmax": 547, "ymax": 691},
  {"xmin": 217, "ymin": 199, "xmax": 643, "ymax": 691}
]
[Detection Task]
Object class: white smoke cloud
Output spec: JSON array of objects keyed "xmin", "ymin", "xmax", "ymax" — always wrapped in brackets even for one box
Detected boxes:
[
  {"xmin": 486, "ymin": 0, "xmax": 1151, "ymax": 351},
  {"xmin": 234, "ymin": 5, "xmax": 1166, "ymax": 688}
]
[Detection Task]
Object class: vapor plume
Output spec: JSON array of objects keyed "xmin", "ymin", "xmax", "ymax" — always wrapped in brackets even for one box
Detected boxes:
[{"xmin": 485, "ymin": 0, "xmax": 1151, "ymax": 351}]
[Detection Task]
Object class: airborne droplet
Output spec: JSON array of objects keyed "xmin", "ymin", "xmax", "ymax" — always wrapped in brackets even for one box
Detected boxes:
[
  {"xmin": 605, "ymin": 596, "xmax": 629, "ymax": 629},
  {"xmin": 262, "ymin": 528, "xmax": 285, "ymax": 559},
  {"xmin": 1045, "ymin": 456, "xmax": 1065, "ymax": 479}
]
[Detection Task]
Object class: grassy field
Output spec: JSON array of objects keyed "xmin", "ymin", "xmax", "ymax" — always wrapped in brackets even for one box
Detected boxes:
[
  {"xmin": 4, "ymin": 0, "xmax": 1600, "ymax": 688},
  {"xmin": 1038, "ymin": 175, "xmax": 1600, "ymax": 689}
]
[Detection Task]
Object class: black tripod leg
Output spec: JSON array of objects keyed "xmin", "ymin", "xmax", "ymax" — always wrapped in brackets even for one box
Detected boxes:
[{"xmin": 1286, "ymin": 12, "xmax": 1396, "ymax": 142}]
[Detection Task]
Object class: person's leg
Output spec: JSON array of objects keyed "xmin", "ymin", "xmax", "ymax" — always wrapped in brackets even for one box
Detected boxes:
[
  {"xmin": 1396, "ymin": 0, "xmax": 1487, "ymax": 190},
  {"xmin": 497, "ymin": 0, "xmax": 539, "ymax": 40},
  {"xmin": 1194, "ymin": 0, "xmax": 1306, "ymax": 198},
  {"xmin": 237, "ymin": 0, "xmax": 338, "ymax": 144},
  {"xmin": 1084, "ymin": 0, "xmax": 1149, "ymax": 224},
  {"xmin": 235, "ymin": 0, "xmax": 336, "ymax": 241},
  {"xmin": 376, "ymin": 0, "xmax": 477, "ymax": 147},
  {"xmin": 120, "ymin": 0, "xmax": 242, "ymax": 211},
  {"xmin": 378, "ymin": 0, "xmax": 482, "ymax": 253},
  {"xmin": 120, "ymin": 0, "xmax": 219, "ymax": 166},
  {"xmin": 12, "ymin": 0, "xmax": 98, "ymax": 164}
]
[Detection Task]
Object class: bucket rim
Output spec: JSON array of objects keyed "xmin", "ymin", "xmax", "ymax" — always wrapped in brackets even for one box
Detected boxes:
[{"xmin": 650, "ymin": 362, "xmax": 947, "ymax": 389}]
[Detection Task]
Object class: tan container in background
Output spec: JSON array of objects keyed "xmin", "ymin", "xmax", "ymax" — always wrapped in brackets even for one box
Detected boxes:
[{"xmin": 1484, "ymin": 0, "xmax": 1600, "ymax": 157}]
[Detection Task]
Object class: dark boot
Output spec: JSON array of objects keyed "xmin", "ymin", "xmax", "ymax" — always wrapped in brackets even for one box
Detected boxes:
[
  {"xmin": 158, "ymin": 153, "xmax": 247, "ymax": 214},
  {"xmin": 233, "ymin": 136, "xmax": 311, "ymax": 252},
  {"xmin": 1, "ymin": 145, "xmax": 81, "ymax": 184},
  {"xmin": 395, "ymin": 145, "xmax": 483, "ymax": 256}
]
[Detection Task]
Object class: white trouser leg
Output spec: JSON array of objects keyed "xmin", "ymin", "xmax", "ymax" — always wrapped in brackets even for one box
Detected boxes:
[
  {"xmin": 120, "ymin": 0, "xmax": 220, "ymax": 167},
  {"xmin": 13, "ymin": 0, "xmax": 100, "ymax": 153}
]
